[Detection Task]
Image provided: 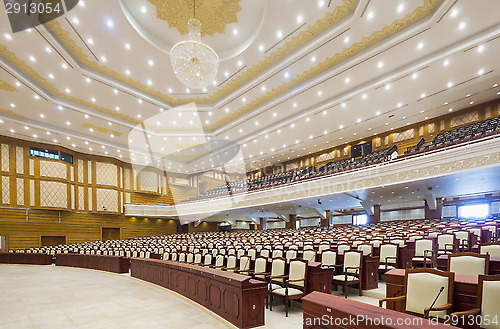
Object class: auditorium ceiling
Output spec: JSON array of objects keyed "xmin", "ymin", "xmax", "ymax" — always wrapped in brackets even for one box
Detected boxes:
[{"xmin": 0, "ymin": 0, "xmax": 500, "ymax": 174}]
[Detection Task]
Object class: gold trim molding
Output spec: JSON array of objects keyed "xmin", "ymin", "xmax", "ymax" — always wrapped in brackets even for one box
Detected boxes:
[
  {"xmin": 147, "ymin": 0, "xmax": 242, "ymax": 37},
  {"xmin": 0, "ymin": 80, "xmax": 16, "ymax": 92}
]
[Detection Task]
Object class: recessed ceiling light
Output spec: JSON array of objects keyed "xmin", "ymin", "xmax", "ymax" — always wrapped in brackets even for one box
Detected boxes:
[
  {"xmin": 318, "ymin": 0, "xmax": 325, "ymax": 7},
  {"xmin": 225, "ymin": 108, "xmax": 229, "ymax": 112},
  {"xmin": 87, "ymin": 38, "xmax": 93, "ymax": 45},
  {"xmin": 448, "ymin": 108, "xmax": 453, "ymax": 112},
  {"xmin": 24, "ymin": 126, "xmax": 29, "ymax": 130},
  {"xmin": 273, "ymin": 112, "xmax": 277, "ymax": 117},
  {"xmin": 48, "ymin": 73, "xmax": 55, "ymax": 79},
  {"xmin": 417, "ymin": 42, "xmax": 423, "ymax": 50},
  {"xmin": 148, "ymin": 59, "xmax": 154, "ymax": 66},
  {"xmin": 232, "ymin": 28, "xmax": 238, "ymax": 35},
  {"xmin": 276, "ymin": 30, "xmax": 283, "ymax": 38},
  {"xmin": 66, "ymin": 121, "xmax": 71, "ymax": 125},
  {"xmin": 34, "ymin": 95, "xmax": 40, "ymax": 100},
  {"xmin": 297, "ymin": 15, "xmax": 303, "ymax": 23},
  {"xmin": 91, "ymin": 97, "xmax": 96, "ymax": 102},
  {"xmin": 385, "ymin": 84, "xmax": 391, "ymax": 90},
  {"xmin": 10, "ymin": 103, "xmax": 15, "ymax": 108},
  {"xmin": 84, "ymin": 114, "xmax": 89, "ymax": 118},
  {"xmin": 61, "ymin": 63, "xmax": 68, "ymax": 69},
  {"xmin": 311, "ymin": 56, "xmax": 316, "ymax": 62},
  {"xmin": 478, "ymin": 68, "xmax": 485, "ymax": 75},
  {"xmin": 458, "ymin": 21, "xmax": 466, "ymax": 30},
  {"xmin": 470, "ymin": 101, "xmax": 474, "ymax": 105},
  {"xmin": 317, "ymin": 90, "xmax": 322, "ymax": 96},
  {"xmin": 72, "ymin": 17, "xmax": 79, "ymax": 24},
  {"xmin": 397, "ymin": 3, "xmax": 404, "ymax": 12},
  {"xmin": 344, "ymin": 36, "xmax": 350, "ymax": 43},
  {"xmin": 258, "ymin": 44, "xmax": 264, "ymax": 52},
  {"xmin": 284, "ymin": 71, "xmax": 289, "ymax": 79},
  {"xmin": 141, "ymin": 6, "xmax": 147, "ymax": 13},
  {"xmin": 420, "ymin": 93, "xmax": 426, "ymax": 98},
  {"xmin": 447, "ymin": 81, "xmax": 453, "ymax": 88},
  {"xmin": 100, "ymin": 56, "xmax": 107, "ymax": 62},
  {"xmin": 477, "ymin": 44, "xmax": 484, "ymax": 53},
  {"xmin": 261, "ymin": 86, "xmax": 266, "ymax": 92},
  {"xmin": 40, "ymin": 114, "xmax": 45, "ymax": 118},
  {"xmin": 138, "ymin": 99, "xmax": 143, "ymax": 103},
  {"xmin": 106, "ymin": 19, "xmax": 114, "ymax": 28},
  {"xmin": 32, "ymin": 134, "xmax": 37, "ymax": 138},
  {"xmin": 115, "ymin": 106, "xmax": 120, "ymax": 111},
  {"xmin": 397, "ymin": 102, "xmax": 402, "ymax": 107},
  {"xmin": 450, "ymin": 8, "xmax": 458, "ymax": 17},
  {"xmin": 344, "ymin": 77, "xmax": 350, "ymax": 84},
  {"xmin": 58, "ymin": 105, "xmax": 63, "ymax": 111},
  {"xmin": 4, "ymin": 33, "xmax": 12, "ymax": 40},
  {"xmin": 339, "ymin": 124, "xmax": 344, "ymax": 129},
  {"xmin": 65, "ymin": 88, "xmax": 71, "ymax": 93},
  {"xmin": 291, "ymin": 123, "xmax": 295, "ymax": 128},
  {"xmin": 367, "ymin": 11, "xmax": 374, "ymax": 20},
  {"xmin": 356, "ymin": 118, "xmax": 361, "ymax": 123},
  {"xmin": 29, "ymin": 55, "xmax": 36, "ymax": 62}
]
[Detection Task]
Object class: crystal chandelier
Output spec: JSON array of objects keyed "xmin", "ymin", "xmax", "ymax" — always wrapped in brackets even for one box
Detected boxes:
[{"xmin": 170, "ymin": 2, "xmax": 219, "ymax": 89}]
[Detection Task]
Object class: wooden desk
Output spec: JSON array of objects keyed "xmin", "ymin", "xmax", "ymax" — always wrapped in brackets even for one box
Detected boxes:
[
  {"xmin": 131, "ymin": 258, "xmax": 267, "ymax": 329},
  {"xmin": 436, "ymin": 254, "xmax": 500, "ymax": 275},
  {"xmin": 385, "ymin": 268, "xmax": 478, "ymax": 312},
  {"xmin": 55, "ymin": 254, "xmax": 129, "ymax": 273},
  {"xmin": 302, "ymin": 291, "xmax": 458, "ymax": 329},
  {"xmin": 0, "ymin": 252, "xmax": 52, "ymax": 265}
]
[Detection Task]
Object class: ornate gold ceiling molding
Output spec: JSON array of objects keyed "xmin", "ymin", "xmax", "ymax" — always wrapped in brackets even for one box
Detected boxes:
[
  {"xmin": 208, "ymin": 0, "xmax": 442, "ymax": 129},
  {"xmin": 44, "ymin": 0, "xmax": 356, "ymax": 106},
  {"xmin": 147, "ymin": 0, "xmax": 242, "ymax": 37},
  {"xmin": 1, "ymin": 0, "xmax": 439, "ymax": 133},
  {"xmin": 82, "ymin": 123, "xmax": 122, "ymax": 137},
  {"xmin": 0, "ymin": 108, "xmax": 24, "ymax": 118},
  {"xmin": 0, "ymin": 80, "xmax": 17, "ymax": 92}
]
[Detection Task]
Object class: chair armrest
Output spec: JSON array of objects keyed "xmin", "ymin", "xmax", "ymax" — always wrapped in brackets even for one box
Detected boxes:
[
  {"xmin": 424, "ymin": 303, "xmax": 453, "ymax": 314},
  {"xmin": 286, "ymin": 278, "xmax": 305, "ymax": 284},
  {"xmin": 379, "ymin": 295, "xmax": 406, "ymax": 307},
  {"xmin": 344, "ymin": 266, "xmax": 361, "ymax": 271},
  {"xmin": 223, "ymin": 266, "xmax": 238, "ymax": 271},
  {"xmin": 269, "ymin": 274, "xmax": 288, "ymax": 279},
  {"xmin": 451, "ymin": 309, "xmax": 481, "ymax": 317}
]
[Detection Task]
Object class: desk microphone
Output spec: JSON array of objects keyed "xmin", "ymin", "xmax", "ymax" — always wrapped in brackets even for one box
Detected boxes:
[{"xmin": 423, "ymin": 286, "xmax": 444, "ymax": 319}]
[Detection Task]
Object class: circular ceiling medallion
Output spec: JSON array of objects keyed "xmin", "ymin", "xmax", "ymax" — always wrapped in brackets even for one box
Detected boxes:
[{"xmin": 147, "ymin": 0, "xmax": 242, "ymax": 37}]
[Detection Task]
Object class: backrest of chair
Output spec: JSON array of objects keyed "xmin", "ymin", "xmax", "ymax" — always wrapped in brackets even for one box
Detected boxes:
[
  {"xmin": 405, "ymin": 269, "xmax": 454, "ymax": 319},
  {"xmin": 248, "ymin": 249, "xmax": 257, "ymax": 258},
  {"xmin": 391, "ymin": 239, "xmax": 406, "ymax": 246},
  {"xmin": 337, "ymin": 244, "xmax": 351, "ymax": 255},
  {"xmin": 289, "ymin": 244, "xmax": 299, "ymax": 250},
  {"xmin": 239, "ymin": 256, "xmax": 251, "ymax": 271},
  {"xmin": 288, "ymin": 259, "xmax": 307, "ymax": 288},
  {"xmin": 162, "ymin": 252, "xmax": 169, "ymax": 260},
  {"xmin": 357, "ymin": 244, "xmax": 372, "ymax": 256},
  {"xmin": 227, "ymin": 255, "xmax": 237, "ymax": 271},
  {"xmin": 318, "ymin": 243, "xmax": 330, "ymax": 252},
  {"xmin": 171, "ymin": 252, "xmax": 177, "ymax": 261},
  {"xmin": 379, "ymin": 244, "xmax": 398, "ymax": 264},
  {"xmin": 438, "ymin": 234, "xmax": 455, "ymax": 249},
  {"xmin": 480, "ymin": 243, "xmax": 500, "ymax": 257},
  {"xmin": 303, "ymin": 250, "xmax": 316, "ymax": 262},
  {"xmin": 479, "ymin": 275, "xmax": 500, "ymax": 329},
  {"xmin": 448, "ymin": 253, "xmax": 489, "ymax": 276},
  {"xmin": 178, "ymin": 253, "xmax": 186, "ymax": 262},
  {"xmin": 194, "ymin": 253, "xmax": 202, "ymax": 264},
  {"xmin": 254, "ymin": 257, "xmax": 267, "ymax": 279},
  {"xmin": 260, "ymin": 249, "xmax": 270, "ymax": 258},
  {"xmin": 215, "ymin": 255, "xmax": 224, "ymax": 267},
  {"xmin": 203, "ymin": 254, "xmax": 212, "ymax": 265},
  {"xmin": 321, "ymin": 251, "xmax": 336, "ymax": 267},
  {"xmin": 454, "ymin": 231, "xmax": 469, "ymax": 242},
  {"xmin": 415, "ymin": 239, "xmax": 433, "ymax": 257},
  {"xmin": 270, "ymin": 257, "xmax": 286, "ymax": 284},
  {"xmin": 237, "ymin": 249, "xmax": 245, "ymax": 257},
  {"xmin": 186, "ymin": 253, "xmax": 194, "ymax": 263},
  {"xmin": 343, "ymin": 251, "xmax": 362, "ymax": 274},
  {"xmin": 272, "ymin": 249, "xmax": 283, "ymax": 258},
  {"xmin": 286, "ymin": 249, "xmax": 297, "ymax": 260}
]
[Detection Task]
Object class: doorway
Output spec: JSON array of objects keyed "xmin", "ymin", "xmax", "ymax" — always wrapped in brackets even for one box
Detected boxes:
[
  {"xmin": 101, "ymin": 227, "xmax": 121, "ymax": 241},
  {"xmin": 40, "ymin": 236, "xmax": 66, "ymax": 247}
]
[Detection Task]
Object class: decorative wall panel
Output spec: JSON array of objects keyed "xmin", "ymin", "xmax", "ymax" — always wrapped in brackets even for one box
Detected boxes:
[
  {"xmin": 39, "ymin": 160, "xmax": 67, "ymax": 179},
  {"xmin": 29, "ymin": 159, "xmax": 34, "ymax": 176},
  {"xmin": 88, "ymin": 161, "xmax": 92, "ymax": 184},
  {"xmin": 77, "ymin": 159, "xmax": 84, "ymax": 183},
  {"xmin": 16, "ymin": 178, "xmax": 24, "ymax": 206},
  {"xmin": 96, "ymin": 188, "xmax": 118, "ymax": 213},
  {"xmin": 124, "ymin": 169, "xmax": 131, "ymax": 190},
  {"xmin": 95, "ymin": 162, "xmax": 118, "ymax": 186},
  {"xmin": 40, "ymin": 181, "xmax": 67, "ymax": 208},
  {"xmin": 15, "ymin": 147, "xmax": 23, "ymax": 174},
  {"xmin": 2, "ymin": 176, "xmax": 9, "ymax": 204},
  {"xmin": 30, "ymin": 180, "xmax": 34, "ymax": 206},
  {"xmin": 1, "ymin": 144, "xmax": 9, "ymax": 172},
  {"xmin": 429, "ymin": 123, "xmax": 435, "ymax": 133},
  {"xmin": 139, "ymin": 171, "xmax": 158, "ymax": 193},
  {"xmin": 450, "ymin": 111, "xmax": 479, "ymax": 128},
  {"xmin": 393, "ymin": 129, "xmax": 415, "ymax": 143},
  {"xmin": 88, "ymin": 188, "xmax": 92, "ymax": 211},
  {"xmin": 78, "ymin": 186, "xmax": 85, "ymax": 211}
]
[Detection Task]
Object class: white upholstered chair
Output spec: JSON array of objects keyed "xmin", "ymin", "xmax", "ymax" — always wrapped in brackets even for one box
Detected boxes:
[
  {"xmin": 380, "ymin": 268, "xmax": 455, "ymax": 319},
  {"xmin": 448, "ymin": 252, "xmax": 489, "ymax": 276},
  {"xmin": 451, "ymin": 275, "xmax": 500, "ymax": 329},
  {"xmin": 379, "ymin": 243, "xmax": 398, "ymax": 278},
  {"xmin": 268, "ymin": 259, "xmax": 308, "ymax": 317},
  {"xmin": 480, "ymin": 243, "xmax": 500, "ymax": 257},
  {"xmin": 302, "ymin": 250, "xmax": 316, "ymax": 262},
  {"xmin": 332, "ymin": 250, "xmax": 362, "ymax": 296},
  {"xmin": 411, "ymin": 239, "xmax": 435, "ymax": 268}
]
